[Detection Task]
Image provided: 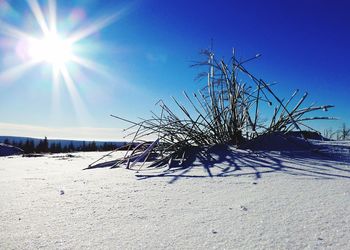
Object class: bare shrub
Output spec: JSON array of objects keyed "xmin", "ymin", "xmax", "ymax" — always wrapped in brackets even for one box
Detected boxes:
[{"xmin": 104, "ymin": 49, "xmax": 335, "ymax": 169}]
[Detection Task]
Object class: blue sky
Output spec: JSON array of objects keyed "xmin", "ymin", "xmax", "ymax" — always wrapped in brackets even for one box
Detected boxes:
[{"xmin": 0, "ymin": 0, "xmax": 349, "ymax": 140}]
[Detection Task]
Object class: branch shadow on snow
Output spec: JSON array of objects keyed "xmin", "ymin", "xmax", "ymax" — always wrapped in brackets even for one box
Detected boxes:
[
  {"xmin": 83, "ymin": 143, "xmax": 350, "ymax": 184},
  {"xmin": 134, "ymin": 144, "xmax": 350, "ymax": 184}
]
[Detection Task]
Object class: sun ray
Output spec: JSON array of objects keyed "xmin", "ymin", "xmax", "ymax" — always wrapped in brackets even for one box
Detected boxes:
[
  {"xmin": 0, "ymin": 21, "xmax": 36, "ymax": 41},
  {"xmin": 52, "ymin": 65, "xmax": 60, "ymax": 89},
  {"xmin": 67, "ymin": 13, "xmax": 120, "ymax": 43},
  {"xmin": 60, "ymin": 64, "xmax": 90, "ymax": 121},
  {"xmin": 26, "ymin": 0, "xmax": 49, "ymax": 35},
  {"xmin": 50, "ymin": 64, "xmax": 61, "ymax": 121},
  {"xmin": 70, "ymin": 55, "xmax": 112, "ymax": 79},
  {"xmin": 51, "ymin": 65, "xmax": 60, "ymax": 106},
  {"xmin": 0, "ymin": 60, "xmax": 40, "ymax": 85},
  {"xmin": 48, "ymin": 0, "xmax": 57, "ymax": 33}
]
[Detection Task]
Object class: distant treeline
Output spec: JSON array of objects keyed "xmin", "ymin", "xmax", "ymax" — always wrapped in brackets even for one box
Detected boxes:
[{"xmin": 1, "ymin": 137, "xmax": 124, "ymax": 154}]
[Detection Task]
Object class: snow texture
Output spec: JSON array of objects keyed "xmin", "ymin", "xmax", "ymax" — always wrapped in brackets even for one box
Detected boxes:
[{"xmin": 0, "ymin": 140, "xmax": 349, "ymax": 249}]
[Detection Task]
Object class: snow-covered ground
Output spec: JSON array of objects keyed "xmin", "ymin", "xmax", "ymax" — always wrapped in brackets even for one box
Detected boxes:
[{"xmin": 1, "ymin": 141, "xmax": 350, "ymax": 249}]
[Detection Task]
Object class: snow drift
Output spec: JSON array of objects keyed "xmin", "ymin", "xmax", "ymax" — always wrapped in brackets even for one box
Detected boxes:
[{"xmin": 239, "ymin": 133, "xmax": 313, "ymax": 151}]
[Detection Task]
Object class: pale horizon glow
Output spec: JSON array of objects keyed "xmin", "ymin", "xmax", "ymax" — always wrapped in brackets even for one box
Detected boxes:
[{"xmin": 0, "ymin": 122, "xmax": 125, "ymax": 141}]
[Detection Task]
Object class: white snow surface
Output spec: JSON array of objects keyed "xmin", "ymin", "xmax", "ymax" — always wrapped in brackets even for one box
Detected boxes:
[{"xmin": 1, "ymin": 141, "xmax": 350, "ymax": 249}]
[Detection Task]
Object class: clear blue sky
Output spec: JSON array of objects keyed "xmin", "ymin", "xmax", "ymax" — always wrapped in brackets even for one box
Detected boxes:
[{"xmin": 0, "ymin": 0, "xmax": 349, "ymax": 140}]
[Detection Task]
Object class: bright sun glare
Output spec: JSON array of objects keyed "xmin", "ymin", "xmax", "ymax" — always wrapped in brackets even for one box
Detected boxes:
[
  {"xmin": 28, "ymin": 32, "xmax": 73, "ymax": 66},
  {"xmin": 0, "ymin": 0, "xmax": 123, "ymax": 116}
]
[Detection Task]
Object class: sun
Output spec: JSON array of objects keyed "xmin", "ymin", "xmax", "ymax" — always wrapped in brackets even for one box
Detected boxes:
[
  {"xmin": 28, "ymin": 32, "xmax": 73, "ymax": 67},
  {"xmin": 0, "ymin": 0, "xmax": 125, "ymax": 116},
  {"xmin": 0, "ymin": 0, "xmax": 122, "ymax": 83}
]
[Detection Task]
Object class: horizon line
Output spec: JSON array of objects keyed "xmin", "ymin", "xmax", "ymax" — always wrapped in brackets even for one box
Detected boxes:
[{"xmin": 0, "ymin": 122, "xmax": 125, "ymax": 142}]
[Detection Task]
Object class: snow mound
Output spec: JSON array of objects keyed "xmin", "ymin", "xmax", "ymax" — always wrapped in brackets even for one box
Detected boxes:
[
  {"xmin": 0, "ymin": 143, "xmax": 24, "ymax": 157},
  {"xmin": 239, "ymin": 132, "xmax": 313, "ymax": 151},
  {"xmin": 286, "ymin": 131, "xmax": 326, "ymax": 140}
]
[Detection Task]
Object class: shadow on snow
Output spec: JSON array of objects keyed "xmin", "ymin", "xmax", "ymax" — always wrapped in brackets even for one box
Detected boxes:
[{"xmin": 84, "ymin": 144, "xmax": 350, "ymax": 184}]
